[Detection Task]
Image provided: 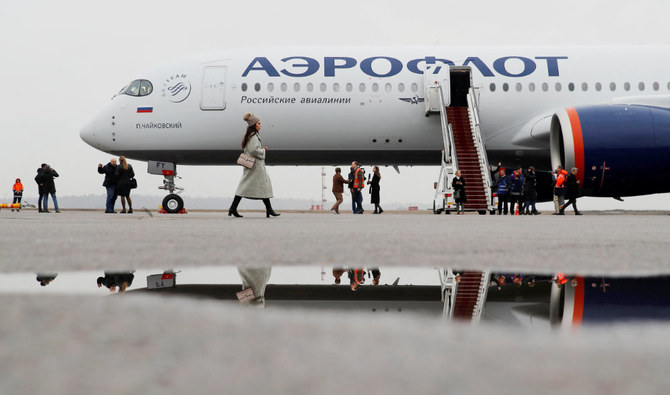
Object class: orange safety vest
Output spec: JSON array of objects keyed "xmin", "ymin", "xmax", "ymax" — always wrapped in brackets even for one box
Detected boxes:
[
  {"xmin": 353, "ymin": 168, "xmax": 365, "ymax": 189},
  {"xmin": 555, "ymin": 170, "xmax": 568, "ymax": 188},
  {"xmin": 13, "ymin": 182, "xmax": 23, "ymax": 193}
]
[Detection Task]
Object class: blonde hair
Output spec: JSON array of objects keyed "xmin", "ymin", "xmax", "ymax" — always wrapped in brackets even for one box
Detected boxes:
[{"xmin": 119, "ymin": 156, "xmax": 128, "ymax": 170}]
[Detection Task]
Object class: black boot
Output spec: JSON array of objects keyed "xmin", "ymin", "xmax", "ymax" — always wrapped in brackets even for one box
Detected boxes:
[
  {"xmin": 263, "ymin": 198, "xmax": 280, "ymax": 217},
  {"xmin": 378, "ymin": 206, "xmax": 383, "ymax": 214},
  {"xmin": 228, "ymin": 195, "xmax": 243, "ymax": 217}
]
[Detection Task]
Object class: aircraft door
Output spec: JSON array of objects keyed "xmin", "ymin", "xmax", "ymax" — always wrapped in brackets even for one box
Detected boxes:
[{"xmin": 200, "ymin": 66, "xmax": 227, "ymax": 110}]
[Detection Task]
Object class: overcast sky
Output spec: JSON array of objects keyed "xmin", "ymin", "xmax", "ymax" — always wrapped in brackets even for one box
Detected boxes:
[{"xmin": 2, "ymin": 0, "xmax": 670, "ymax": 210}]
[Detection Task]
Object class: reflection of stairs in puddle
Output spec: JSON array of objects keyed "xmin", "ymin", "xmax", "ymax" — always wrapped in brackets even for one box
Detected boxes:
[
  {"xmin": 453, "ymin": 271, "xmax": 488, "ymax": 321},
  {"xmin": 447, "ymin": 107, "xmax": 488, "ymax": 211}
]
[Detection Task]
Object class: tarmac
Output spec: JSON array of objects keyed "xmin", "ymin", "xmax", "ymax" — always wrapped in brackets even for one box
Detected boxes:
[
  {"xmin": 1, "ymin": 209, "xmax": 669, "ymax": 274},
  {"xmin": 2, "ymin": 209, "xmax": 670, "ymax": 394}
]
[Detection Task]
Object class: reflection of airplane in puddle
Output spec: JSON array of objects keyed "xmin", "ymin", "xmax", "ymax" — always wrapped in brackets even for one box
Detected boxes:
[{"xmin": 131, "ymin": 268, "xmax": 670, "ymax": 327}]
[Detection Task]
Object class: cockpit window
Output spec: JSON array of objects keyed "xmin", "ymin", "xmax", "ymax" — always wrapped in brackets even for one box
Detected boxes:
[{"xmin": 118, "ymin": 79, "xmax": 153, "ymax": 97}]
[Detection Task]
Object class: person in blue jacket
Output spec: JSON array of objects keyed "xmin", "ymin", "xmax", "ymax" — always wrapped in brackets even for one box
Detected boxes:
[{"xmin": 496, "ymin": 168, "xmax": 510, "ymax": 215}]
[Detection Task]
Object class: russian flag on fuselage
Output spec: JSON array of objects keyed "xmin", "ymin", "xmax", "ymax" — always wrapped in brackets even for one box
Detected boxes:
[{"xmin": 137, "ymin": 107, "xmax": 153, "ymax": 113}]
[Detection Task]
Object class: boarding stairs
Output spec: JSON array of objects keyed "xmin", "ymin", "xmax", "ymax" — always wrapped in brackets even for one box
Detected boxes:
[
  {"xmin": 439, "ymin": 269, "xmax": 490, "ymax": 323},
  {"xmin": 426, "ymin": 66, "xmax": 494, "ymax": 214}
]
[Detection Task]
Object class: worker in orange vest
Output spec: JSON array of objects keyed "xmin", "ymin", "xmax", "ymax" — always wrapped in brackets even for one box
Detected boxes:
[
  {"xmin": 352, "ymin": 162, "xmax": 365, "ymax": 214},
  {"xmin": 12, "ymin": 178, "xmax": 23, "ymax": 212},
  {"xmin": 553, "ymin": 166, "xmax": 568, "ymax": 213}
]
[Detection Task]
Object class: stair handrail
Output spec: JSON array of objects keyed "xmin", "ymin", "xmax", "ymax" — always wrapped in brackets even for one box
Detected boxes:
[
  {"xmin": 471, "ymin": 270, "xmax": 490, "ymax": 324},
  {"xmin": 467, "ymin": 87, "xmax": 492, "ymax": 210},
  {"xmin": 439, "ymin": 87, "xmax": 458, "ymax": 170}
]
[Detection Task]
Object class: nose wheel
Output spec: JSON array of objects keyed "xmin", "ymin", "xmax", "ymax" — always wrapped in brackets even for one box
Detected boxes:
[{"xmin": 162, "ymin": 194, "xmax": 184, "ymax": 214}]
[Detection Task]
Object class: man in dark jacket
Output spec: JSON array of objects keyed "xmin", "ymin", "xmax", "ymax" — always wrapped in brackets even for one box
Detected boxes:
[
  {"xmin": 37, "ymin": 164, "xmax": 60, "ymax": 213},
  {"xmin": 35, "ymin": 164, "xmax": 46, "ymax": 213},
  {"xmin": 557, "ymin": 167, "xmax": 582, "ymax": 215},
  {"xmin": 98, "ymin": 158, "xmax": 118, "ymax": 213},
  {"xmin": 523, "ymin": 166, "xmax": 540, "ymax": 215}
]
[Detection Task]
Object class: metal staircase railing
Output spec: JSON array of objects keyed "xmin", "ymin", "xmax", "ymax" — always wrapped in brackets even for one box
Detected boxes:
[{"xmin": 467, "ymin": 87, "xmax": 494, "ymax": 212}]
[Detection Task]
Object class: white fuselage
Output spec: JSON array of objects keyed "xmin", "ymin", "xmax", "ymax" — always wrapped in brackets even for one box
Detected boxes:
[{"xmin": 80, "ymin": 46, "xmax": 670, "ymax": 168}]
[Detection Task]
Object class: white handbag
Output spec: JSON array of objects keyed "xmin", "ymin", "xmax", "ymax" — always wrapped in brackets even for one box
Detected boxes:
[{"xmin": 236, "ymin": 153, "xmax": 255, "ymax": 169}]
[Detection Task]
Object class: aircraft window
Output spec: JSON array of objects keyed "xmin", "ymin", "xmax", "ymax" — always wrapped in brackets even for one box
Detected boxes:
[
  {"xmin": 254, "ymin": 83, "xmax": 261, "ymax": 92},
  {"xmin": 667, "ymin": 82, "xmax": 670, "ymax": 90},
  {"xmin": 411, "ymin": 83, "xmax": 418, "ymax": 93},
  {"xmin": 489, "ymin": 83, "xmax": 496, "ymax": 92},
  {"xmin": 281, "ymin": 82, "xmax": 287, "ymax": 92},
  {"xmin": 124, "ymin": 80, "xmax": 141, "ymax": 96},
  {"xmin": 359, "ymin": 83, "xmax": 366, "ymax": 92},
  {"xmin": 371, "ymin": 83, "xmax": 379, "ymax": 92},
  {"xmin": 568, "ymin": 83, "xmax": 575, "ymax": 92},
  {"xmin": 528, "ymin": 83, "xmax": 535, "ymax": 92},
  {"xmin": 515, "ymin": 83, "xmax": 522, "ymax": 92},
  {"xmin": 555, "ymin": 83, "xmax": 562, "ymax": 92},
  {"xmin": 294, "ymin": 83, "xmax": 300, "ymax": 92},
  {"xmin": 502, "ymin": 83, "xmax": 509, "ymax": 92},
  {"xmin": 333, "ymin": 83, "xmax": 340, "ymax": 92},
  {"xmin": 346, "ymin": 83, "xmax": 353, "ymax": 92},
  {"xmin": 398, "ymin": 83, "xmax": 405, "ymax": 92},
  {"xmin": 624, "ymin": 82, "xmax": 630, "ymax": 91},
  {"xmin": 241, "ymin": 83, "xmax": 248, "ymax": 92},
  {"xmin": 139, "ymin": 80, "xmax": 153, "ymax": 96},
  {"xmin": 385, "ymin": 83, "xmax": 392, "ymax": 93},
  {"xmin": 653, "ymin": 82, "xmax": 660, "ymax": 91},
  {"xmin": 320, "ymin": 83, "xmax": 327, "ymax": 92},
  {"xmin": 542, "ymin": 82, "xmax": 548, "ymax": 92},
  {"xmin": 581, "ymin": 82, "xmax": 588, "ymax": 91},
  {"xmin": 267, "ymin": 83, "xmax": 274, "ymax": 92},
  {"xmin": 307, "ymin": 83, "xmax": 314, "ymax": 92},
  {"xmin": 638, "ymin": 82, "xmax": 645, "ymax": 91},
  {"xmin": 609, "ymin": 82, "xmax": 616, "ymax": 91},
  {"xmin": 595, "ymin": 82, "xmax": 602, "ymax": 91}
]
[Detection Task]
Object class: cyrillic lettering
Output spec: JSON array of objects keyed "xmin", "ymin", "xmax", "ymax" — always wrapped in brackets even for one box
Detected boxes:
[
  {"xmin": 280, "ymin": 56, "xmax": 319, "ymax": 77},
  {"xmin": 242, "ymin": 57, "xmax": 280, "ymax": 77},
  {"xmin": 535, "ymin": 56, "xmax": 568, "ymax": 77},
  {"xmin": 493, "ymin": 56, "xmax": 536, "ymax": 77},
  {"xmin": 462, "ymin": 57, "xmax": 495, "ymax": 77},
  {"xmin": 324, "ymin": 57, "xmax": 357, "ymax": 77},
  {"xmin": 360, "ymin": 57, "xmax": 403, "ymax": 77}
]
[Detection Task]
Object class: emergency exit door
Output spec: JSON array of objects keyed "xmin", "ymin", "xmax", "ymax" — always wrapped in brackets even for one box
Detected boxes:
[{"xmin": 200, "ymin": 66, "xmax": 227, "ymax": 110}]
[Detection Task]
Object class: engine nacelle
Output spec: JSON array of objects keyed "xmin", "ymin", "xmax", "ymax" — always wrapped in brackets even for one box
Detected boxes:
[{"xmin": 550, "ymin": 104, "xmax": 670, "ymax": 197}]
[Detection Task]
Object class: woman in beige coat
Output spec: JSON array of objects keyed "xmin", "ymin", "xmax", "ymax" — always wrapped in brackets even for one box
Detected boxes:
[{"xmin": 228, "ymin": 112, "xmax": 280, "ymax": 218}]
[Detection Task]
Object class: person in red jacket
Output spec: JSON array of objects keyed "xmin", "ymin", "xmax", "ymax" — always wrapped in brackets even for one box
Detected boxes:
[{"xmin": 12, "ymin": 178, "xmax": 23, "ymax": 212}]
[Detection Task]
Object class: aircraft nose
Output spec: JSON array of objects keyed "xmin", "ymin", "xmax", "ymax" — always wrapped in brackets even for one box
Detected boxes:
[{"xmin": 80, "ymin": 118, "xmax": 100, "ymax": 148}]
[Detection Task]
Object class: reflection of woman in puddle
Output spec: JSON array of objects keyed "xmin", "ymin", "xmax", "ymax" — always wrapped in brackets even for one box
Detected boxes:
[{"xmin": 237, "ymin": 267, "xmax": 272, "ymax": 306}]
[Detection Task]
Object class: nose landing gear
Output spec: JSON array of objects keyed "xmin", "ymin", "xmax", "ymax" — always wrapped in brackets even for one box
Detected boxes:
[{"xmin": 149, "ymin": 161, "xmax": 185, "ymax": 214}]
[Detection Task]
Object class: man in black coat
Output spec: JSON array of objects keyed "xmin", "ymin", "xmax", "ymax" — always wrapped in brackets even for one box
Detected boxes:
[
  {"xmin": 39, "ymin": 165, "xmax": 60, "ymax": 213},
  {"xmin": 557, "ymin": 167, "xmax": 582, "ymax": 215},
  {"xmin": 98, "ymin": 158, "xmax": 118, "ymax": 213},
  {"xmin": 35, "ymin": 164, "xmax": 46, "ymax": 212}
]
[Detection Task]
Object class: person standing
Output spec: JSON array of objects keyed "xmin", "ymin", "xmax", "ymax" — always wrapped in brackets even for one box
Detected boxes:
[
  {"xmin": 228, "ymin": 112, "xmax": 280, "ymax": 218},
  {"xmin": 12, "ymin": 178, "xmax": 23, "ymax": 212},
  {"xmin": 347, "ymin": 162, "xmax": 357, "ymax": 213},
  {"xmin": 352, "ymin": 162, "xmax": 365, "ymax": 214},
  {"xmin": 452, "ymin": 169, "xmax": 467, "ymax": 214},
  {"xmin": 370, "ymin": 166, "xmax": 383, "ymax": 214},
  {"xmin": 496, "ymin": 168, "xmax": 510, "ymax": 215},
  {"xmin": 40, "ymin": 165, "xmax": 60, "ymax": 213},
  {"xmin": 35, "ymin": 164, "xmax": 46, "ymax": 213},
  {"xmin": 523, "ymin": 166, "xmax": 540, "ymax": 215},
  {"xmin": 98, "ymin": 158, "xmax": 118, "ymax": 213},
  {"xmin": 115, "ymin": 156, "xmax": 135, "ymax": 214},
  {"xmin": 509, "ymin": 167, "xmax": 524, "ymax": 215},
  {"xmin": 557, "ymin": 167, "xmax": 582, "ymax": 215},
  {"xmin": 553, "ymin": 165, "xmax": 568, "ymax": 213},
  {"xmin": 330, "ymin": 167, "xmax": 348, "ymax": 214}
]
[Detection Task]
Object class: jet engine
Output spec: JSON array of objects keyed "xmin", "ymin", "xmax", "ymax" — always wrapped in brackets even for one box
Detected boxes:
[{"xmin": 550, "ymin": 104, "xmax": 670, "ymax": 197}]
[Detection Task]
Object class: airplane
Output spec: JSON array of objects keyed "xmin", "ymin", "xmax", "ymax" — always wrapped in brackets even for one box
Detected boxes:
[{"xmin": 80, "ymin": 46, "xmax": 670, "ymax": 212}]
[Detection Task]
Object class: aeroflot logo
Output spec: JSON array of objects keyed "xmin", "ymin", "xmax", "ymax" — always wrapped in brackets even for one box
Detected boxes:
[{"xmin": 242, "ymin": 56, "xmax": 568, "ymax": 78}]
